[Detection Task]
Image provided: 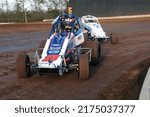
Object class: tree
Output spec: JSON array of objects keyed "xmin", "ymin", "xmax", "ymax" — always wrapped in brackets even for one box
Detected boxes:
[
  {"xmin": 47, "ymin": 0, "xmax": 67, "ymax": 11},
  {"xmin": 0, "ymin": 0, "xmax": 9, "ymax": 13},
  {"xmin": 19, "ymin": 0, "xmax": 26, "ymax": 12},
  {"xmin": 0, "ymin": 0, "xmax": 4, "ymax": 13},
  {"xmin": 14, "ymin": 0, "xmax": 22, "ymax": 12},
  {"xmin": 5, "ymin": 0, "xmax": 9, "ymax": 21},
  {"xmin": 19, "ymin": 0, "xmax": 28, "ymax": 22},
  {"xmin": 31, "ymin": 0, "xmax": 46, "ymax": 11},
  {"xmin": 0, "ymin": 0, "xmax": 68, "ymax": 22}
]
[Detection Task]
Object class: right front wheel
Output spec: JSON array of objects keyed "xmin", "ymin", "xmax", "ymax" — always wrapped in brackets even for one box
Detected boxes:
[{"xmin": 78, "ymin": 54, "xmax": 89, "ymax": 80}]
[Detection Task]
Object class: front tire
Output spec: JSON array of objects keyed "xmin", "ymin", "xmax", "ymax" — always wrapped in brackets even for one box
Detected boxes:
[
  {"xmin": 78, "ymin": 54, "xmax": 89, "ymax": 80},
  {"xmin": 16, "ymin": 53, "xmax": 31, "ymax": 78}
]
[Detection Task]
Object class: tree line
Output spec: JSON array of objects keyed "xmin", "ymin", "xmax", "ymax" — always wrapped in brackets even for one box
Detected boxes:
[{"xmin": 0, "ymin": 0, "xmax": 67, "ymax": 22}]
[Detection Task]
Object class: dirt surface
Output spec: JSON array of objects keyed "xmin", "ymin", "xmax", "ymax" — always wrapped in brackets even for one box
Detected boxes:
[
  {"xmin": 0, "ymin": 18, "xmax": 150, "ymax": 99},
  {"xmin": 0, "ymin": 22, "xmax": 51, "ymax": 34}
]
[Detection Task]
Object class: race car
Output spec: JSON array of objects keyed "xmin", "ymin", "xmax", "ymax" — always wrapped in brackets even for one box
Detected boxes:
[
  {"xmin": 81, "ymin": 15, "xmax": 118, "ymax": 44},
  {"xmin": 16, "ymin": 13, "xmax": 101, "ymax": 80}
]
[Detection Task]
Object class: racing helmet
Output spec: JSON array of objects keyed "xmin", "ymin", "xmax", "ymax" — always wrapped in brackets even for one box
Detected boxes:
[
  {"xmin": 61, "ymin": 21, "xmax": 72, "ymax": 32},
  {"xmin": 67, "ymin": 7, "xmax": 73, "ymax": 15}
]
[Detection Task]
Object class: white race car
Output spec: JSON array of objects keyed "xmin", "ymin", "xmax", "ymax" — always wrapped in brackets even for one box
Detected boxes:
[{"xmin": 81, "ymin": 15, "xmax": 117, "ymax": 44}]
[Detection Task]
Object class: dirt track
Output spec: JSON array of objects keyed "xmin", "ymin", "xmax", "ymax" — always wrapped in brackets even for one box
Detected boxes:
[{"xmin": 0, "ymin": 18, "xmax": 150, "ymax": 99}]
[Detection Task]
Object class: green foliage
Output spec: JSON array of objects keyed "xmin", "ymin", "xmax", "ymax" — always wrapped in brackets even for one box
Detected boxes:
[
  {"xmin": 0, "ymin": 0, "xmax": 65, "ymax": 22},
  {"xmin": 0, "ymin": 10, "xmax": 59, "ymax": 22}
]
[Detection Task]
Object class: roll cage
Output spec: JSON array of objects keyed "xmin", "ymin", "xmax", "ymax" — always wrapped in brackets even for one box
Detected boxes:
[{"xmin": 49, "ymin": 13, "xmax": 91, "ymax": 38}]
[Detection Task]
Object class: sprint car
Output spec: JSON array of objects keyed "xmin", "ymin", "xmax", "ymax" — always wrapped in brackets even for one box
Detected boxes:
[
  {"xmin": 16, "ymin": 13, "xmax": 101, "ymax": 80},
  {"xmin": 81, "ymin": 15, "xmax": 118, "ymax": 44}
]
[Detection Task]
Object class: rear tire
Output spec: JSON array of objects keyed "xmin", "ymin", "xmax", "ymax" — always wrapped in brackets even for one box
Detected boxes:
[
  {"xmin": 78, "ymin": 54, "xmax": 89, "ymax": 80},
  {"xmin": 111, "ymin": 33, "xmax": 118, "ymax": 44},
  {"xmin": 84, "ymin": 40, "xmax": 101, "ymax": 65},
  {"xmin": 16, "ymin": 53, "xmax": 31, "ymax": 78}
]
